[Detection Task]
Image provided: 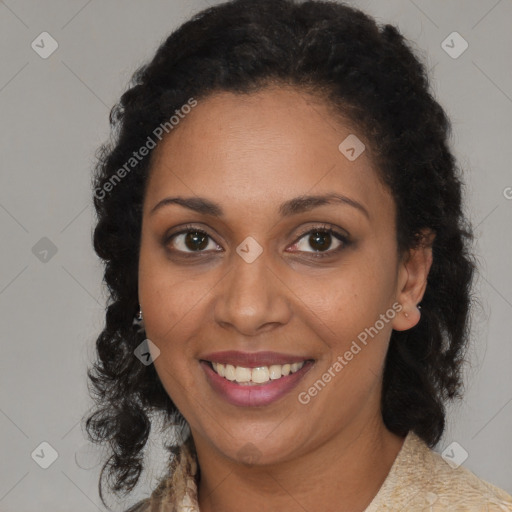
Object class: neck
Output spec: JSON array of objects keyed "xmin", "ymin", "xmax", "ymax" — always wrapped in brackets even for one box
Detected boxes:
[{"xmin": 194, "ymin": 413, "xmax": 405, "ymax": 512}]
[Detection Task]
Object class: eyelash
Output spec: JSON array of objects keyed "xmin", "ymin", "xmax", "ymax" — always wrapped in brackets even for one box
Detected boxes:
[{"xmin": 163, "ymin": 223, "xmax": 351, "ymax": 259}]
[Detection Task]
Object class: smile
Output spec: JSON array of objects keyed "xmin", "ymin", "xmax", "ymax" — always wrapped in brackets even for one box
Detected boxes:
[
  {"xmin": 207, "ymin": 361, "xmax": 309, "ymax": 385},
  {"xmin": 200, "ymin": 358, "xmax": 315, "ymax": 407}
]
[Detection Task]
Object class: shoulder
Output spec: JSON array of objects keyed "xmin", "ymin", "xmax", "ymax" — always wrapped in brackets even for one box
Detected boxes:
[
  {"xmin": 421, "ymin": 438, "xmax": 512, "ymax": 510},
  {"xmin": 122, "ymin": 441, "xmax": 199, "ymax": 512},
  {"xmin": 122, "ymin": 479, "xmax": 180, "ymax": 512},
  {"xmin": 121, "ymin": 472, "xmax": 176, "ymax": 512},
  {"xmin": 123, "ymin": 498, "xmax": 151, "ymax": 512},
  {"xmin": 365, "ymin": 431, "xmax": 512, "ymax": 511}
]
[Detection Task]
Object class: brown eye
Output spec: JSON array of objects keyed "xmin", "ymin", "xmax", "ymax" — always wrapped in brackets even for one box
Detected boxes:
[
  {"xmin": 307, "ymin": 231, "xmax": 335, "ymax": 251},
  {"xmin": 183, "ymin": 231, "xmax": 209, "ymax": 251},
  {"xmin": 293, "ymin": 229, "xmax": 346, "ymax": 253},
  {"xmin": 166, "ymin": 227, "xmax": 219, "ymax": 253},
  {"xmin": 288, "ymin": 225, "xmax": 351, "ymax": 258}
]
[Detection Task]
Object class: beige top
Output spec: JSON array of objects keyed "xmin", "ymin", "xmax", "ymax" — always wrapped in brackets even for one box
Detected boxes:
[{"xmin": 127, "ymin": 430, "xmax": 512, "ymax": 511}]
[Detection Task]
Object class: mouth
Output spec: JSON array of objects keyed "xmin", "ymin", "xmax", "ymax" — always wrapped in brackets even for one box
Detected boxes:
[
  {"xmin": 199, "ymin": 356, "xmax": 316, "ymax": 407},
  {"xmin": 200, "ymin": 359, "xmax": 315, "ymax": 386}
]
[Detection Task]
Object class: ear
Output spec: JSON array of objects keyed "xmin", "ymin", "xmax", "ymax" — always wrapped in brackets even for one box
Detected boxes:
[{"xmin": 392, "ymin": 228, "xmax": 435, "ymax": 331}]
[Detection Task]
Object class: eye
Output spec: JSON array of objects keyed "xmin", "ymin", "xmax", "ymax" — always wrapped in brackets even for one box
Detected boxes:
[
  {"xmin": 164, "ymin": 224, "xmax": 220, "ymax": 254},
  {"xmin": 288, "ymin": 224, "xmax": 350, "ymax": 257},
  {"xmin": 163, "ymin": 223, "xmax": 351, "ymax": 258}
]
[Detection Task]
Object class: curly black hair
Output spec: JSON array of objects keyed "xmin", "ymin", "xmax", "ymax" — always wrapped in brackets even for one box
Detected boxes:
[{"xmin": 84, "ymin": 0, "xmax": 476, "ymax": 507}]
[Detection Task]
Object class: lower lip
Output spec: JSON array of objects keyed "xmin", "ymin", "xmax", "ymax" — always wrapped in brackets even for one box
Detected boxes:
[{"xmin": 200, "ymin": 360, "xmax": 314, "ymax": 407}]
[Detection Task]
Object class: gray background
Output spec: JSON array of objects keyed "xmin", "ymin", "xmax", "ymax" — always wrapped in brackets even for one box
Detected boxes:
[{"xmin": 1, "ymin": 0, "xmax": 511, "ymax": 510}]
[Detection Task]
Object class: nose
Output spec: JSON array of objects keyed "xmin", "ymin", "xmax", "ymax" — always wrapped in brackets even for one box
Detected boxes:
[{"xmin": 213, "ymin": 250, "xmax": 292, "ymax": 336}]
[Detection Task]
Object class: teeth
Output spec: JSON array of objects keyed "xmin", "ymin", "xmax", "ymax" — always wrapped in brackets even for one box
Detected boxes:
[
  {"xmin": 235, "ymin": 366, "xmax": 251, "ymax": 383},
  {"xmin": 269, "ymin": 365, "xmax": 282, "ymax": 379},
  {"xmin": 216, "ymin": 363, "xmax": 226, "ymax": 378},
  {"xmin": 210, "ymin": 361, "xmax": 306, "ymax": 384}
]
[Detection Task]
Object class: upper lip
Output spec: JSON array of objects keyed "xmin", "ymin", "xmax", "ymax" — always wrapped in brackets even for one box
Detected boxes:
[{"xmin": 200, "ymin": 351, "xmax": 314, "ymax": 368}]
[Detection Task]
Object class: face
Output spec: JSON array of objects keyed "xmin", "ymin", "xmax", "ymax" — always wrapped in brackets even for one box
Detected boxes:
[{"xmin": 138, "ymin": 86, "xmax": 429, "ymax": 466}]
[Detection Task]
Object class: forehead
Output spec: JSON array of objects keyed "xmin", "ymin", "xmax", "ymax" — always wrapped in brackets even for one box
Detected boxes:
[{"xmin": 145, "ymin": 86, "xmax": 392, "ymax": 220}]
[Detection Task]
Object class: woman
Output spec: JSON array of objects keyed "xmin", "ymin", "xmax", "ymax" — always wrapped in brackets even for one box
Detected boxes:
[{"xmin": 85, "ymin": 0, "xmax": 512, "ymax": 510}]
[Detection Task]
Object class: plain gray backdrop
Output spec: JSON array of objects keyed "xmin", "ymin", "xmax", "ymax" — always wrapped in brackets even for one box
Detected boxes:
[{"xmin": 1, "ymin": 0, "xmax": 511, "ymax": 510}]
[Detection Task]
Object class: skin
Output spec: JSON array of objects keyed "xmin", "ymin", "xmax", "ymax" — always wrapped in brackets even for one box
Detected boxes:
[{"xmin": 138, "ymin": 85, "xmax": 434, "ymax": 512}]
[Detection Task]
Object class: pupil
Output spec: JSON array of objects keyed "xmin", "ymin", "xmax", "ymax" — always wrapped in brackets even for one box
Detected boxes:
[
  {"xmin": 185, "ymin": 231, "xmax": 208, "ymax": 251},
  {"xmin": 310, "ymin": 231, "xmax": 330, "ymax": 251}
]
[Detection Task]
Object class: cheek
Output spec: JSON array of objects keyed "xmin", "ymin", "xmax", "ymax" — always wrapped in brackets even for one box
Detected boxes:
[
  {"xmin": 139, "ymin": 262, "xmax": 211, "ymax": 414},
  {"xmin": 138, "ymin": 243, "xmax": 218, "ymax": 343},
  {"xmin": 293, "ymin": 259, "xmax": 394, "ymax": 340}
]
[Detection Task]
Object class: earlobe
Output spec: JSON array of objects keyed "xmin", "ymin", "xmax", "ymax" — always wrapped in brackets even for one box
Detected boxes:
[
  {"xmin": 391, "ymin": 229, "xmax": 435, "ymax": 332},
  {"xmin": 392, "ymin": 303, "xmax": 422, "ymax": 331}
]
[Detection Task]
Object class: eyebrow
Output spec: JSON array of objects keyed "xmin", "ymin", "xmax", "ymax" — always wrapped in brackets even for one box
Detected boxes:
[{"xmin": 149, "ymin": 193, "xmax": 369, "ymax": 220}]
